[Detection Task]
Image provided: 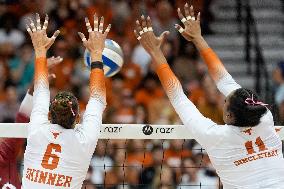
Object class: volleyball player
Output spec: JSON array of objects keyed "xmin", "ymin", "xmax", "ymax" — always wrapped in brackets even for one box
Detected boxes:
[
  {"xmin": 134, "ymin": 4, "xmax": 284, "ymax": 188},
  {"xmin": 22, "ymin": 13, "xmax": 110, "ymax": 188},
  {"xmin": 0, "ymin": 57, "xmax": 61, "ymax": 188}
]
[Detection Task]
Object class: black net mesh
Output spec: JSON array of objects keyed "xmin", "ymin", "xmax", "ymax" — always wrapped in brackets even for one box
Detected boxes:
[{"xmin": 81, "ymin": 139, "xmax": 222, "ymax": 189}]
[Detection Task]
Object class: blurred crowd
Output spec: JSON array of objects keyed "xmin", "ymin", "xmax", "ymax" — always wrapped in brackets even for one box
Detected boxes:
[{"xmin": 0, "ymin": 0, "xmax": 225, "ymax": 188}]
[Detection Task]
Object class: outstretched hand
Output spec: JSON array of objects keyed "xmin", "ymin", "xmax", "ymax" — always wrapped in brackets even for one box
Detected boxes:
[
  {"xmin": 175, "ymin": 3, "xmax": 201, "ymax": 42},
  {"xmin": 26, "ymin": 13, "xmax": 60, "ymax": 57},
  {"xmin": 134, "ymin": 15, "xmax": 169, "ymax": 56},
  {"xmin": 47, "ymin": 56, "xmax": 63, "ymax": 68},
  {"xmin": 78, "ymin": 13, "xmax": 111, "ymax": 62}
]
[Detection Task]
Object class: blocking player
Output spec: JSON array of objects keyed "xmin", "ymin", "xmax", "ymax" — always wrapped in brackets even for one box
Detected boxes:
[
  {"xmin": 0, "ymin": 56, "xmax": 61, "ymax": 188},
  {"xmin": 134, "ymin": 5, "xmax": 284, "ymax": 188},
  {"xmin": 22, "ymin": 13, "xmax": 110, "ymax": 188}
]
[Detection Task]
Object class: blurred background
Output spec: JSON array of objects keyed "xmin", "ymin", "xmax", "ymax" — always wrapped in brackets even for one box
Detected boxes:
[{"xmin": 0, "ymin": 0, "xmax": 283, "ymax": 188}]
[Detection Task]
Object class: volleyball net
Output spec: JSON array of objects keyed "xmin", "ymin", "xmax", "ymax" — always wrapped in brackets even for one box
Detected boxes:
[{"xmin": 1, "ymin": 124, "xmax": 284, "ymax": 189}]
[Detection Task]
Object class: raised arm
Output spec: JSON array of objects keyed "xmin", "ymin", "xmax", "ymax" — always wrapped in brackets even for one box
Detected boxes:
[
  {"xmin": 77, "ymin": 14, "xmax": 110, "ymax": 147},
  {"xmin": 175, "ymin": 4, "xmax": 241, "ymax": 96},
  {"xmin": 134, "ymin": 16, "xmax": 223, "ymax": 149},
  {"xmin": 26, "ymin": 13, "xmax": 60, "ymax": 131}
]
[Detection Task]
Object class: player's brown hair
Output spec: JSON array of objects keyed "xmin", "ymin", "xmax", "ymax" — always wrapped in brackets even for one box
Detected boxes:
[
  {"xmin": 227, "ymin": 88, "xmax": 267, "ymax": 127},
  {"xmin": 50, "ymin": 91, "xmax": 79, "ymax": 129}
]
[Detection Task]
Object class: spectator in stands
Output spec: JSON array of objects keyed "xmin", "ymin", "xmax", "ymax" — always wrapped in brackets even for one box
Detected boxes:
[
  {"xmin": 140, "ymin": 145, "xmax": 164, "ymax": 188},
  {"xmin": 0, "ymin": 12, "xmax": 24, "ymax": 48},
  {"xmin": 165, "ymin": 139, "xmax": 191, "ymax": 168},
  {"xmin": 0, "ymin": 86, "xmax": 19, "ymax": 122},
  {"xmin": 134, "ymin": 104, "xmax": 149, "ymax": 124},
  {"xmin": 135, "ymin": 73, "xmax": 164, "ymax": 110},
  {"xmin": 152, "ymin": 0, "xmax": 179, "ymax": 55},
  {"xmin": 273, "ymin": 61, "xmax": 284, "ymax": 124},
  {"xmin": 90, "ymin": 140, "xmax": 113, "ymax": 186},
  {"xmin": 177, "ymin": 157, "xmax": 200, "ymax": 188},
  {"xmin": 152, "ymin": 164, "xmax": 176, "ymax": 189},
  {"xmin": 8, "ymin": 43, "xmax": 34, "ymax": 95}
]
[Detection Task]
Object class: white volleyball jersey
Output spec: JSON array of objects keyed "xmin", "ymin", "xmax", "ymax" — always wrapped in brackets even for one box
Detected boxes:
[
  {"xmin": 156, "ymin": 60, "xmax": 284, "ymax": 189},
  {"xmin": 22, "ymin": 58, "xmax": 106, "ymax": 189}
]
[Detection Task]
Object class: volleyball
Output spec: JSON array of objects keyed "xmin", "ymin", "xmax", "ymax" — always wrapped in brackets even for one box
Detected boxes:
[{"xmin": 84, "ymin": 39, "xmax": 124, "ymax": 77}]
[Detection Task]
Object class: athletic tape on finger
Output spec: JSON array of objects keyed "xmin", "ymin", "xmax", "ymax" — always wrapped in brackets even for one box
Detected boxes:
[
  {"xmin": 181, "ymin": 18, "xmax": 187, "ymax": 23},
  {"xmin": 99, "ymin": 29, "xmax": 103, "ymax": 33},
  {"xmin": 105, "ymin": 28, "xmax": 110, "ymax": 33},
  {"xmin": 82, "ymin": 38, "xmax": 87, "ymax": 42},
  {"xmin": 191, "ymin": 17, "xmax": 195, "ymax": 21},
  {"xmin": 32, "ymin": 28, "xmax": 36, "ymax": 32},
  {"xmin": 43, "ymin": 21, "xmax": 48, "ymax": 30},
  {"xmin": 148, "ymin": 27, "xmax": 153, "ymax": 32},
  {"xmin": 27, "ymin": 28, "xmax": 31, "ymax": 32},
  {"xmin": 36, "ymin": 19, "xmax": 41, "ymax": 30},
  {"xmin": 88, "ymin": 29, "xmax": 92, "ymax": 32},
  {"xmin": 186, "ymin": 16, "xmax": 192, "ymax": 20},
  {"xmin": 178, "ymin": 28, "xmax": 184, "ymax": 33},
  {"xmin": 137, "ymin": 36, "xmax": 141, "ymax": 40},
  {"xmin": 143, "ymin": 27, "xmax": 148, "ymax": 32},
  {"xmin": 139, "ymin": 31, "xmax": 144, "ymax": 35}
]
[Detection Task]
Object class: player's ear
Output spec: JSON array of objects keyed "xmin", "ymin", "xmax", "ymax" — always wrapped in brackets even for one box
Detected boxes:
[
  {"xmin": 75, "ymin": 113, "xmax": 80, "ymax": 124},
  {"xmin": 48, "ymin": 111, "xmax": 51, "ymax": 121},
  {"xmin": 226, "ymin": 112, "xmax": 235, "ymax": 124}
]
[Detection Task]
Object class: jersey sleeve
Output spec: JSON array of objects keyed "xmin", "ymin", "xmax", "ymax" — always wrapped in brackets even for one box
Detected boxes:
[
  {"xmin": 78, "ymin": 68, "xmax": 106, "ymax": 153},
  {"xmin": 200, "ymin": 48, "xmax": 241, "ymax": 97},
  {"xmin": 29, "ymin": 58, "xmax": 50, "ymax": 133},
  {"xmin": 156, "ymin": 64, "xmax": 225, "ymax": 149},
  {"xmin": 18, "ymin": 92, "xmax": 33, "ymax": 118}
]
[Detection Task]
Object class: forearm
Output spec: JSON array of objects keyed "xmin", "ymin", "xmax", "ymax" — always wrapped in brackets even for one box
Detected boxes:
[
  {"xmin": 150, "ymin": 49, "xmax": 168, "ymax": 68},
  {"xmin": 192, "ymin": 37, "xmax": 241, "ymax": 96},
  {"xmin": 89, "ymin": 52, "xmax": 106, "ymax": 104},
  {"xmin": 193, "ymin": 37, "xmax": 227, "ymax": 81},
  {"xmin": 30, "ymin": 53, "xmax": 50, "ymax": 125},
  {"xmin": 34, "ymin": 56, "xmax": 48, "ymax": 90},
  {"xmin": 192, "ymin": 36, "xmax": 210, "ymax": 51}
]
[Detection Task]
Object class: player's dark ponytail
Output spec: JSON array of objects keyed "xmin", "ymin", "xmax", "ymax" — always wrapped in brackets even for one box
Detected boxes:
[
  {"xmin": 50, "ymin": 91, "xmax": 79, "ymax": 129},
  {"xmin": 228, "ymin": 88, "xmax": 267, "ymax": 127}
]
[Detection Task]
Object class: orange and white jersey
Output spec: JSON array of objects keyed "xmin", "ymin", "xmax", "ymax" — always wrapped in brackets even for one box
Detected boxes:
[
  {"xmin": 22, "ymin": 58, "xmax": 106, "ymax": 189},
  {"xmin": 156, "ymin": 48, "xmax": 284, "ymax": 188}
]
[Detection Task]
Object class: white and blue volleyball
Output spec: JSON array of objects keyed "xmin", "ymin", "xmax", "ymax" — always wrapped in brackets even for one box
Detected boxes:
[{"xmin": 84, "ymin": 39, "xmax": 124, "ymax": 77}]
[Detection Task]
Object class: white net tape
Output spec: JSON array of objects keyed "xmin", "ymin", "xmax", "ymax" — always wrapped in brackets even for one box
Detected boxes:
[{"xmin": 0, "ymin": 123, "xmax": 284, "ymax": 139}]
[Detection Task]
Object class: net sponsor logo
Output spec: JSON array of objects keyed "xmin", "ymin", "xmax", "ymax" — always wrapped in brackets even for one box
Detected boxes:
[
  {"xmin": 142, "ymin": 125, "xmax": 153, "ymax": 135},
  {"xmin": 101, "ymin": 126, "xmax": 122, "ymax": 133},
  {"xmin": 142, "ymin": 125, "xmax": 174, "ymax": 135}
]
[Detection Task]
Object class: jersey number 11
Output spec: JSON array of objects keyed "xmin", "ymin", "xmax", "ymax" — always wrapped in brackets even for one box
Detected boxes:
[{"xmin": 245, "ymin": 136, "xmax": 267, "ymax": 155}]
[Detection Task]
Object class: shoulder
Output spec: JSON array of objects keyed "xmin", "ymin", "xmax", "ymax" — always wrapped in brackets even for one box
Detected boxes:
[{"xmin": 259, "ymin": 109, "xmax": 274, "ymax": 125}]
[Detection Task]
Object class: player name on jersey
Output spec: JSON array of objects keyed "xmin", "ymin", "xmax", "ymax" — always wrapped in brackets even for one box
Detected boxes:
[
  {"xmin": 25, "ymin": 168, "xmax": 72, "ymax": 187},
  {"xmin": 234, "ymin": 149, "xmax": 279, "ymax": 167}
]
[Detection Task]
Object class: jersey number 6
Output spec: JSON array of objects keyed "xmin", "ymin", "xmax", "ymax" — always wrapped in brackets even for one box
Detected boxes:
[{"xmin": 41, "ymin": 143, "xmax": 62, "ymax": 170}]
